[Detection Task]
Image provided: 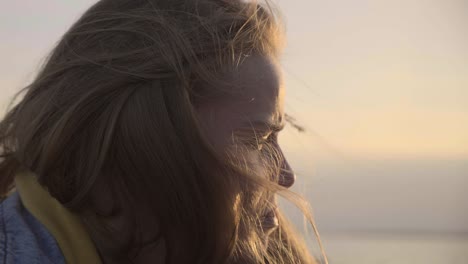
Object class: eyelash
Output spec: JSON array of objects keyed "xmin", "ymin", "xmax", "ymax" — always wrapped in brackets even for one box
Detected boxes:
[{"xmin": 255, "ymin": 132, "xmax": 277, "ymax": 150}]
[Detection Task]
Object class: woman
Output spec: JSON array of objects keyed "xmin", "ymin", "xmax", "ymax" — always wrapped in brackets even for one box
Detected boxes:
[{"xmin": 0, "ymin": 0, "xmax": 327, "ymax": 263}]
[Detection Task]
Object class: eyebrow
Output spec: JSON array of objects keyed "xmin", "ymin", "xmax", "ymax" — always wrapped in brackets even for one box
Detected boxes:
[{"xmin": 243, "ymin": 118, "xmax": 285, "ymax": 133}]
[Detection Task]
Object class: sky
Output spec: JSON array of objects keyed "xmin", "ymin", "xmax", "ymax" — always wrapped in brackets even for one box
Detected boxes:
[
  {"xmin": 0, "ymin": 0, "xmax": 467, "ymax": 233},
  {"xmin": 276, "ymin": 0, "xmax": 468, "ymax": 160}
]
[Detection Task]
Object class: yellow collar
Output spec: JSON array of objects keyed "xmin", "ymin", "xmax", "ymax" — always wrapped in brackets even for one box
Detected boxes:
[{"xmin": 14, "ymin": 169, "xmax": 102, "ymax": 264}]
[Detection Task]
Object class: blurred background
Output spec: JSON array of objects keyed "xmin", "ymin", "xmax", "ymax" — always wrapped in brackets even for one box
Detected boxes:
[{"xmin": 1, "ymin": 1, "xmax": 467, "ymax": 263}]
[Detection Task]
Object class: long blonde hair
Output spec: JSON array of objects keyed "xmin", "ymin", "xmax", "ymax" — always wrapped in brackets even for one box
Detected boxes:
[{"xmin": 0, "ymin": 0, "xmax": 327, "ymax": 263}]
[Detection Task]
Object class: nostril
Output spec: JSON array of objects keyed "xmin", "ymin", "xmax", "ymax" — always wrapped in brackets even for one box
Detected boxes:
[{"xmin": 278, "ymin": 169, "xmax": 296, "ymax": 188}]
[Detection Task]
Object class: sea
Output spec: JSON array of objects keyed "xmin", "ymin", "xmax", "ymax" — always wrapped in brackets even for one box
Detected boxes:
[
  {"xmin": 281, "ymin": 157, "xmax": 468, "ymax": 264},
  {"xmin": 311, "ymin": 232, "xmax": 468, "ymax": 264}
]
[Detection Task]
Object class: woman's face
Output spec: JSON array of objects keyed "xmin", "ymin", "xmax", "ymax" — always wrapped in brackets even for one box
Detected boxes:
[{"xmin": 196, "ymin": 54, "xmax": 296, "ymax": 237}]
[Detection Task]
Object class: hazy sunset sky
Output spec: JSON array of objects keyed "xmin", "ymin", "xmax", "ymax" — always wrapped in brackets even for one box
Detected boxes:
[
  {"xmin": 1, "ymin": 0, "xmax": 466, "ymax": 161},
  {"xmin": 277, "ymin": 0, "xmax": 468, "ymax": 160}
]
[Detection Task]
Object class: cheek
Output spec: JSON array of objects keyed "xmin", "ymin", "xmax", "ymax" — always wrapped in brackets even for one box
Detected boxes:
[
  {"xmin": 229, "ymin": 147, "xmax": 269, "ymax": 181},
  {"xmin": 195, "ymin": 106, "xmax": 236, "ymax": 152},
  {"xmin": 245, "ymin": 150, "xmax": 266, "ymax": 175}
]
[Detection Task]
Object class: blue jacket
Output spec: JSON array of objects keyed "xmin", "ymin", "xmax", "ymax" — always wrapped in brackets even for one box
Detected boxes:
[
  {"xmin": 0, "ymin": 192, "xmax": 66, "ymax": 264},
  {"xmin": 0, "ymin": 170, "xmax": 101, "ymax": 264}
]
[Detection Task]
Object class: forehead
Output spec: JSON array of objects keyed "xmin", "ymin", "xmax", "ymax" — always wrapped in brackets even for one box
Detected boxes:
[
  {"xmin": 223, "ymin": 55, "xmax": 283, "ymax": 101},
  {"xmin": 214, "ymin": 55, "xmax": 284, "ymax": 120},
  {"xmin": 196, "ymin": 54, "xmax": 285, "ymax": 147}
]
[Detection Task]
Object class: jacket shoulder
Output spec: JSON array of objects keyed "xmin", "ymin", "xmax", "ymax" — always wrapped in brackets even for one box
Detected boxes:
[{"xmin": 0, "ymin": 192, "xmax": 65, "ymax": 264}]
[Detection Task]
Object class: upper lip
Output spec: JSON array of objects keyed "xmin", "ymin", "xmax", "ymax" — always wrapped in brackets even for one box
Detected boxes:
[
  {"xmin": 263, "ymin": 205, "xmax": 278, "ymax": 217},
  {"xmin": 261, "ymin": 207, "xmax": 279, "ymax": 230}
]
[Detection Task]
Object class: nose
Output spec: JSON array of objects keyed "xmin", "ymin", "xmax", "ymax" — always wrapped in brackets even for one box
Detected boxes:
[{"xmin": 278, "ymin": 156, "xmax": 296, "ymax": 188}]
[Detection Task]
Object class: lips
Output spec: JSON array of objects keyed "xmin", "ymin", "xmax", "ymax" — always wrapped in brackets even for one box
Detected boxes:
[{"xmin": 261, "ymin": 207, "xmax": 279, "ymax": 231}]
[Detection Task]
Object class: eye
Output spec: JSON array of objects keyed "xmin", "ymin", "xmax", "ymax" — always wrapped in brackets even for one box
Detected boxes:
[{"xmin": 256, "ymin": 132, "xmax": 277, "ymax": 151}]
